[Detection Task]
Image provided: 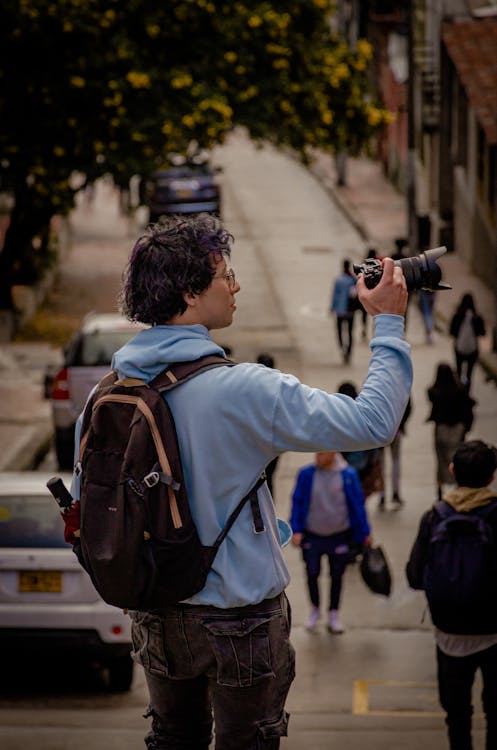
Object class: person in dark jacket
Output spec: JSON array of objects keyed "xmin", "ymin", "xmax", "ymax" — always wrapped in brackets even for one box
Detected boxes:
[
  {"xmin": 406, "ymin": 440, "xmax": 497, "ymax": 750},
  {"xmin": 449, "ymin": 292, "xmax": 486, "ymax": 392},
  {"xmin": 289, "ymin": 451, "xmax": 371, "ymax": 634},
  {"xmin": 427, "ymin": 363, "xmax": 475, "ymax": 500}
]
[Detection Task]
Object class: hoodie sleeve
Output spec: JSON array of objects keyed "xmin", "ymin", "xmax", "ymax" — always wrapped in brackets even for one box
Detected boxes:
[{"xmin": 272, "ymin": 315, "xmax": 412, "ymax": 454}]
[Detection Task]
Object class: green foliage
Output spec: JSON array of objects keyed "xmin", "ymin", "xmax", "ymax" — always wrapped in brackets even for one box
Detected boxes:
[{"xmin": 0, "ymin": 0, "xmax": 390, "ymax": 305}]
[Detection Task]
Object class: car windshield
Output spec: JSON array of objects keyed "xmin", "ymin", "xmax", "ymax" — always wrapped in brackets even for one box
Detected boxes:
[
  {"xmin": 0, "ymin": 495, "xmax": 69, "ymax": 548},
  {"xmin": 79, "ymin": 330, "xmax": 138, "ymax": 366},
  {"xmin": 161, "ymin": 165, "xmax": 212, "ymax": 178}
]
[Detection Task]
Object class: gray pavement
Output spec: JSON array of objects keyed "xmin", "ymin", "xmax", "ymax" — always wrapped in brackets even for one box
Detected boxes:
[{"xmin": 1, "ymin": 130, "xmax": 496, "ymax": 749}]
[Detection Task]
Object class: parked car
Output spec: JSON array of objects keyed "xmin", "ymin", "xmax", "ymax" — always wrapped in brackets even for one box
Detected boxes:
[
  {"xmin": 140, "ymin": 158, "xmax": 222, "ymax": 222},
  {"xmin": 48, "ymin": 312, "xmax": 147, "ymax": 470},
  {"xmin": 0, "ymin": 472, "xmax": 134, "ymax": 691}
]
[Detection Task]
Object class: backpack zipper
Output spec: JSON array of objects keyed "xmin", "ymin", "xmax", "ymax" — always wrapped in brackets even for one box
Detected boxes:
[{"xmin": 81, "ymin": 394, "xmax": 183, "ymax": 529}]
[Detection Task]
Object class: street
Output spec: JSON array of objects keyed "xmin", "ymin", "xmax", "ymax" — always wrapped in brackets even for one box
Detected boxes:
[{"xmin": 1, "ymin": 129, "xmax": 496, "ymax": 749}]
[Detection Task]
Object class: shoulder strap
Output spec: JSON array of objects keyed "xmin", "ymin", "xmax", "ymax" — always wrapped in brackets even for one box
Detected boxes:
[
  {"xmin": 150, "ymin": 355, "xmax": 235, "ymax": 392},
  {"xmin": 96, "ymin": 370, "xmax": 119, "ymax": 389},
  {"xmin": 472, "ymin": 498, "xmax": 497, "ymax": 520},
  {"xmin": 434, "ymin": 500, "xmax": 456, "ymax": 520},
  {"xmin": 211, "ymin": 473, "xmax": 267, "ymax": 549},
  {"xmin": 435, "ymin": 498, "xmax": 497, "ymax": 520}
]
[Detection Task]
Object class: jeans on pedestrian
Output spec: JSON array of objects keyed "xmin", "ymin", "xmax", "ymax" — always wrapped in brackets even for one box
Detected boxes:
[
  {"xmin": 130, "ymin": 593, "xmax": 295, "ymax": 750},
  {"xmin": 455, "ymin": 349, "xmax": 478, "ymax": 390},
  {"xmin": 301, "ymin": 530, "xmax": 351, "ymax": 611},
  {"xmin": 335, "ymin": 313, "xmax": 354, "ymax": 359},
  {"xmin": 437, "ymin": 643, "xmax": 497, "ymax": 750}
]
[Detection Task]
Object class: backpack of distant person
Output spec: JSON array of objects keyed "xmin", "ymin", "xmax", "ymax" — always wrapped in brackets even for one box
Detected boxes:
[
  {"xmin": 64, "ymin": 355, "xmax": 265, "ymax": 611},
  {"xmin": 456, "ymin": 311, "xmax": 477, "ymax": 355},
  {"xmin": 423, "ymin": 499, "xmax": 497, "ymax": 634}
]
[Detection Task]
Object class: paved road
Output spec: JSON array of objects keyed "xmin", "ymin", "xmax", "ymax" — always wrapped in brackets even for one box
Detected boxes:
[{"xmin": 1, "ymin": 130, "xmax": 496, "ymax": 749}]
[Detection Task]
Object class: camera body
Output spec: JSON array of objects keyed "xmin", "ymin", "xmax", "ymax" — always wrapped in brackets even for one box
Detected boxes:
[{"xmin": 353, "ymin": 246, "xmax": 451, "ymax": 292}]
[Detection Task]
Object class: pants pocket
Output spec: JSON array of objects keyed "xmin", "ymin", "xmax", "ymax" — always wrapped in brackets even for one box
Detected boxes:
[
  {"xmin": 203, "ymin": 615, "xmax": 275, "ymax": 687},
  {"xmin": 257, "ymin": 710, "xmax": 290, "ymax": 749},
  {"xmin": 130, "ymin": 611, "xmax": 169, "ymax": 678}
]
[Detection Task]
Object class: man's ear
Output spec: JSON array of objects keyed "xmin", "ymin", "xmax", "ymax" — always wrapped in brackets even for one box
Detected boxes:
[{"xmin": 183, "ymin": 291, "xmax": 197, "ymax": 308}]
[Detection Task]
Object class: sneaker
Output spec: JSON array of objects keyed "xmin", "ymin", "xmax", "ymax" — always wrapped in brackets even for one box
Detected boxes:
[
  {"xmin": 328, "ymin": 610, "xmax": 344, "ymax": 634},
  {"xmin": 306, "ymin": 606, "xmax": 320, "ymax": 631},
  {"xmin": 392, "ymin": 492, "xmax": 404, "ymax": 508}
]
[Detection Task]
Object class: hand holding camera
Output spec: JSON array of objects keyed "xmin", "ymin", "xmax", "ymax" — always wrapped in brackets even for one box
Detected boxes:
[{"xmin": 354, "ymin": 246, "xmax": 451, "ymax": 318}]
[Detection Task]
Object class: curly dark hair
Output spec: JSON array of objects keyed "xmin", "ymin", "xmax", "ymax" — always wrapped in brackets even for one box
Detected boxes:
[{"xmin": 119, "ymin": 214, "xmax": 233, "ymax": 325}]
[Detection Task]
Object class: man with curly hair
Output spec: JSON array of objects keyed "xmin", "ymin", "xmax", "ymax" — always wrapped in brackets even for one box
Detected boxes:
[{"xmin": 74, "ymin": 213, "xmax": 411, "ymax": 749}]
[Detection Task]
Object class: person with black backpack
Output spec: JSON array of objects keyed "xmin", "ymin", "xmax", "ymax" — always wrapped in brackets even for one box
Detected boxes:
[
  {"xmin": 70, "ymin": 214, "xmax": 411, "ymax": 750},
  {"xmin": 406, "ymin": 440, "xmax": 497, "ymax": 750}
]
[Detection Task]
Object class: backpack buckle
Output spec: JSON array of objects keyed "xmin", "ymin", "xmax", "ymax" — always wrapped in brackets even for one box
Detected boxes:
[{"xmin": 144, "ymin": 471, "xmax": 160, "ymax": 488}]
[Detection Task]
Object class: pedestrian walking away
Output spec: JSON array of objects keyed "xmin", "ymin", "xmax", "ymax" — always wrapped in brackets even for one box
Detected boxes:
[
  {"xmin": 427, "ymin": 363, "xmax": 476, "ymax": 501},
  {"xmin": 330, "ymin": 259, "xmax": 357, "ymax": 363},
  {"xmin": 71, "ymin": 214, "xmax": 412, "ymax": 750},
  {"xmin": 406, "ymin": 440, "xmax": 497, "ymax": 750},
  {"xmin": 289, "ymin": 451, "xmax": 371, "ymax": 634},
  {"xmin": 449, "ymin": 292, "xmax": 486, "ymax": 392},
  {"xmin": 377, "ymin": 396, "xmax": 412, "ymax": 510},
  {"xmin": 418, "ymin": 289, "xmax": 437, "ymax": 344},
  {"xmin": 337, "ymin": 381, "xmax": 385, "ymax": 503}
]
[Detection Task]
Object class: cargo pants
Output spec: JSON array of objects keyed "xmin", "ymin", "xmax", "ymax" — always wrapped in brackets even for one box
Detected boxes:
[{"xmin": 130, "ymin": 592, "xmax": 295, "ymax": 749}]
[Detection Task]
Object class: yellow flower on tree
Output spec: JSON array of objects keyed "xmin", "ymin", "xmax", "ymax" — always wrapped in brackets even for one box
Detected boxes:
[
  {"xmin": 182, "ymin": 114, "xmax": 196, "ymax": 129},
  {"xmin": 126, "ymin": 72, "xmax": 151, "ymax": 89},
  {"xmin": 171, "ymin": 74, "xmax": 193, "ymax": 89},
  {"xmin": 248, "ymin": 15, "xmax": 262, "ymax": 28},
  {"xmin": 356, "ymin": 39, "xmax": 373, "ymax": 60}
]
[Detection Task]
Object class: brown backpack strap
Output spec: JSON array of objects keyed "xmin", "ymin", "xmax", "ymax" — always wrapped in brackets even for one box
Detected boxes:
[
  {"xmin": 150, "ymin": 355, "xmax": 235, "ymax": 392},
  {"xmin": 97, "ymin": 370, "xmax": 119, "ymax": 388}
]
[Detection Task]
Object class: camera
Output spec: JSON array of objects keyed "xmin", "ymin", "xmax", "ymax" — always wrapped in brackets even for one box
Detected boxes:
[{"xmin": 353, "ymin": 246, "xmax": 452, "ymax": 292}]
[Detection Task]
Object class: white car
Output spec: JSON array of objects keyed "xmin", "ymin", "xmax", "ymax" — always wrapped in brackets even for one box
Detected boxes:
[
  {"xmin": 0, "ymin": 472, "xmax": 134, "ymax": 691},
  {"xmin": 48, "ymin": 312, "xmax": 146, "ymax": 469}
]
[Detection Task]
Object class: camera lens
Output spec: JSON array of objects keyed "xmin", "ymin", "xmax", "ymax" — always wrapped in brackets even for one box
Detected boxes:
[{"xmin": 354, "ymin": 246, "xmax": 451, "ymax": 292}]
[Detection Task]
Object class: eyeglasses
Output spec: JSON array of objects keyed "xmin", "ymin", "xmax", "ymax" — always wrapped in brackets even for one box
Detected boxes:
[{"xmin": 213, "ymin": 269, "xmax": 236, "ymax": 290}]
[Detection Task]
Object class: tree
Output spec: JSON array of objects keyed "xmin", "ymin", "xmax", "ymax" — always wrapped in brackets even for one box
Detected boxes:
[{"xmin": 0, "ymin": 0, "xmax": 390, "ymax": 312}]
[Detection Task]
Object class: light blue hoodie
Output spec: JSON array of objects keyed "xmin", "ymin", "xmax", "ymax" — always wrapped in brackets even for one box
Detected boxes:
[{"xmin": 73, "ymin": 314, "xmax": 412, "ymax": 608}]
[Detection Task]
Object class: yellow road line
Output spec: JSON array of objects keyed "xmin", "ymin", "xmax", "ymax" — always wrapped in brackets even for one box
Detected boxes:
[{"xmin": 352, "ymin": 679, "xmax": 484, "ymax": 718}]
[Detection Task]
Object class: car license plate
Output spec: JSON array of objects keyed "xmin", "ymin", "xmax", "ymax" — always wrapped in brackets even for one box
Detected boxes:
[
  {"xmin": 175, "ymin": 189, "xmax": 193, "ymax": 198},
  {"xmin": 18, "ymin": 571, "xmax": 62, "ymax": 593}
]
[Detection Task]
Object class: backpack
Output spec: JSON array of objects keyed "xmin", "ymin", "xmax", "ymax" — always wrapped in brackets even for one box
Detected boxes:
[
  {"xmin": 423, "ymin": 499, "xmax": 497, "ymax": 634},
  {"xmin": 70, "ymin": 354, "xmax": 265, "ymax": 611},
  {"xmin": 456, "ymin": 311, "xmax": 477, "ymax": 355}
]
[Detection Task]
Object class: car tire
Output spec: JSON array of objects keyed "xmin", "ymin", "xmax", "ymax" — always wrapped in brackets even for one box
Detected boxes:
[
  {"xmin": 106, "ymin": 655, "xmax": 134, "ymax": 692},
  {"xmin": 55, "ymin": 428, "xmax": 75, "ymax": 471}
]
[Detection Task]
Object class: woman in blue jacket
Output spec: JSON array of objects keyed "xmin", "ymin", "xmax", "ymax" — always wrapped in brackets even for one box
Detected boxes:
[{"xmin": 290, "ymin": 451, "xmax": 370, "ymax": 633}]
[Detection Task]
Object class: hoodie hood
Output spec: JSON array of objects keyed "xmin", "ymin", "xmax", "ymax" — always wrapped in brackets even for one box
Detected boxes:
[
  {"xmin": 444, "ymin": 486, "xmax": 495, "ymax": 512},
  {"xmin": 111, "ymin": 324, "xmax": 226, "ymax": 381}
]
